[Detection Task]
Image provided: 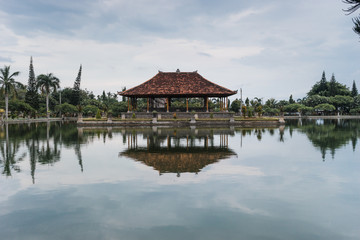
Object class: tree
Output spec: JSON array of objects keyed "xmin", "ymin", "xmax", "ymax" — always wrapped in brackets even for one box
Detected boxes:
[
  {"xmin": 328, "ymin": 74, "xmax": 337, "ymax": 97},
  {"xmin": 71, "ymin": 65, "xmax": 82, "ymax": 106},
  {"xmin": 351, "ymin": 80, "xmax": 358, "ymax": 97},
  {"xmin": 230, "ymin": 99, "xmax": 241, "ymax": 113},
  {"xmin": 55, "ymin": 103, "xmax": 77, "ymax": 116},
  {"xmin": 0, "ymin": 66, "xmax": 22, "ymax": 120},
  {"xmin": 289, "ymin": 94, "xmax": 295, "ymax": 104},
  {"xmin": 25, "ymin": 57, "xmax": 39, "ymax": 114},
  {"xmin": 308, "ymin": 71, "xmax": 328, "ymax": 96},
  {"xmin": 343, "ymin": 0, "xmax": 360, "ymax": 37},
  {"xmin": 314, "ymin": 103, "xmax": 336, "ymax": 114},
  {"xmin": 36, "ymin": 73, "xmax": 60, "ymax": 118}
]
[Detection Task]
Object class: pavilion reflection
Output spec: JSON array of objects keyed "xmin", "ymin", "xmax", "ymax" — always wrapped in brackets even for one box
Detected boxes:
[{"xmin": 119, "ymin": 127, "xmax": 237, "ymax": 176}]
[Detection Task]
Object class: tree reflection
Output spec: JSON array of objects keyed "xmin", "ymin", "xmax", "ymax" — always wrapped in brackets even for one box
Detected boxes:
[
  {"xmin": 0, "ymin": 124, "xmax": 26, "ymax": 176},
  {"xmin": 288, "ymin": 119, "xmax": 360, "ymax": 160}
]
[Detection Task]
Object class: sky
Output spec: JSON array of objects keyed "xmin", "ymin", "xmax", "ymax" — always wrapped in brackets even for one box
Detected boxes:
[{"xmin": 0, "ymin": 0, "xmax": 359, "ymax": 101}]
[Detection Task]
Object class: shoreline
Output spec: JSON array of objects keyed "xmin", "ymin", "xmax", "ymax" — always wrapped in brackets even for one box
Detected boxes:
[{"xmin": 1, "ymin": 115, "xmax": 359, "ymax": 126}]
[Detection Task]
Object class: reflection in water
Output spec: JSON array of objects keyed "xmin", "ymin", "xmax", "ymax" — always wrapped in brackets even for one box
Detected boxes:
[
  {"xmin": 119, "ymin": 128, "xmax": 237, "ymax": 176},
  {"xmin": 287, "ymin": 119, "xmax": 360, "ymax": 160},
  {"xmin": 0, "ymin": 120, "xmax": 359, "ymax": 182}
]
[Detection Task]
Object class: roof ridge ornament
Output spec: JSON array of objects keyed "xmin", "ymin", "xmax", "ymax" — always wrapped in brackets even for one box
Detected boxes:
[{"xmin": 176, "ymin": 69, "xmax": 180, "ymax": 73}]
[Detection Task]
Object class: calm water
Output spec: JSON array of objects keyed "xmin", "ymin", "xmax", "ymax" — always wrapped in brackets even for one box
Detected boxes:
[{"xmin": 0, "ymin": 120, "xmax": 359, "ymax": 240}]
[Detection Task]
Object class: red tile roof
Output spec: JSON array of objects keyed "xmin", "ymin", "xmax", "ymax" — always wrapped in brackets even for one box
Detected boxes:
[{"xmin": 119, "ymin": 70, "xmax": 237, "ymax": 97}]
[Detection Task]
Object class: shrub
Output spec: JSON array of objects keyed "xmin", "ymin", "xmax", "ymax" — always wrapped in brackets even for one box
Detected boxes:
[
  {"xmin": 55, "ymin": 103, "xmax": 77, "ymax": 117},
  {"xmin": 132, "ymin": 113, "xmax": 136, "ymax": 119},
  {"xmin": 96, "ymin": 109, "xmax": 102, "ymax": 119}
]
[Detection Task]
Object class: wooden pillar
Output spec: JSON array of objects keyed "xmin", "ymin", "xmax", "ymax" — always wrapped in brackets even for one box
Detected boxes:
[
  {"xmin": 206, "ymin": 97, "xmax": 209, "ymax": 112},
  {"xmin": 127, "ymin": 98, "xmax": 130, "ymax": 112},
  {"xmin": 186, "ymin": 98, "xmax": 189, "ymax": 112},
  {"xmin": 166, "ymin": 98, "xmax": 169, "ymax": 112},
  {"xmin": 147, "ymin": 98, "xmax": 149, "ymax": 113},
  {"xmin": 226, "ymin": 97, "xmax": 228, "ymax": 112}
]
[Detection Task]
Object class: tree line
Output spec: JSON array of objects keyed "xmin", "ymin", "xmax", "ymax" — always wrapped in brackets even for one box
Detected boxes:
[
  {"xmin": 229, "ymin": 71, "xmax": 360, "ymax": 116},
  {"xmin": 1, "ymin": 58, "xmax": 359, "ymax": 119}
]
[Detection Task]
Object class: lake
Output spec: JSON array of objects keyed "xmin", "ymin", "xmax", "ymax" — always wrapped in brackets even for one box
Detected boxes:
[{"xmin": 0, "ymin": 119, "xmax": 359, "ymax": 240}]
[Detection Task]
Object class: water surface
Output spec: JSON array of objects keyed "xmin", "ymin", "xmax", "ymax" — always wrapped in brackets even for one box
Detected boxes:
[{"xmin": 0, "ymin": 120, "xmax": 359, "ymax": 240}]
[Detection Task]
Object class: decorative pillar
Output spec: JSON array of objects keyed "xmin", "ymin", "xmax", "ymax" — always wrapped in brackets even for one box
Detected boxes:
[{"xmin": 186, "ymin": 98, "xmax": 189, "ymax": 112}]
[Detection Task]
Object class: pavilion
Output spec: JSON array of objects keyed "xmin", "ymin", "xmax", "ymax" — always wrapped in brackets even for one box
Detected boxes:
[{"xmin": 118, "ymin": 69, "xmax": 237, "ymax": 112}]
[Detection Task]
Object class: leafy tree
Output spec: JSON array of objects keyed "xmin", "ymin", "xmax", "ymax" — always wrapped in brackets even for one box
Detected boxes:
[
  {"xmin": 298, "ymin": 106, "xmax": 313, "ymax": 116},
  {"xmin": 314, "ymin": 103, "xmax": 336, "ymax": 114},
  {"xmin": 343, "ymin": 0, "xmax": 360, "ymax": 37},
  {"xmin": 71, "ymin": 65, "xmax": 82, "ymax": 106},
  {"xmin": 110, "ymin": 102, "xmax": 128, "ymax": 117},
  {"xmin": 351, "ymin": 80, "xmax": 358, "ymax": 97},
  {"xmin": 284, "ymin": 103, "xmax": 304, "ymax": 113},
  {"xmin": 308, "ymin": 71, "xmax": 328, "ymax": 96},
  {"xmin": 83, "ymin": 105, "xmax": 99, "ymax": 117},
  {"xmin": 241, "ymin": 105, "xmax": 247, "ymax": 116},
  {"xmin": 9, "ymin": 99, "xmax": 35, "ymax": 117},
  {"xmin": 25, "ymin": 57, "xmax": 39, "ymax": 113},
  {"xmin": 230, "ymin": 99, "xmax": 241, "ymax": 113},
  {"xmin": 245, "ymin": 97, "xmax": 249, "ymax": 107},
  {"xmin": 265, "ymin": 98, "xmax": 277, "ymax": 108},
  {"xmin": 55, "ymin": 103, "xmax": 77, "ymax": 116},
  {"xmin": 36, "ymin": 73, "xmax": 60, "ymax": 118},
  {"xmin": 330, "ymin": 95, "xmax": 354, "ymax": 114},
  {"xmin": 304, "ymin": 95, "xmax": 330, "ymax": 107},
  {"xmin": 328, "ymin": 74, "xmax": 337, "ymax": 97},
  {"xmin": 289, "ymin": 94, "xmax": 295, "ymax": 104},
  {"xmin": 0, "ymin": 66, "xmax": 22, "ymax": 120}
]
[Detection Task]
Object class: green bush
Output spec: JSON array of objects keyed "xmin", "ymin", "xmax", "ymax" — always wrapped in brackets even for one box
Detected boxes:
[
  {"xmin": 55, "ymin": 103, "xmax": 77, "ymax": 116},
  {"xmin": 96, "ymin": 109, "xmax": 102, "ymax": 119}
]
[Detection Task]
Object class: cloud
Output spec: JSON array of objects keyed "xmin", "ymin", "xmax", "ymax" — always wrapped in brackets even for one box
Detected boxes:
[{"xmin": 0, "ymin": 0, "xmax": 359, "ymax": 100}]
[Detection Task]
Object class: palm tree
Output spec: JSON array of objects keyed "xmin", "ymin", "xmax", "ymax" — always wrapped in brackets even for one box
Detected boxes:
[
  {"xmin": 0, "ymin": 66, "xmax": 22, "ymax": 120},
  {"xmin": 36, "ymin": 73, "xmax": 60, "ymax": 119}
]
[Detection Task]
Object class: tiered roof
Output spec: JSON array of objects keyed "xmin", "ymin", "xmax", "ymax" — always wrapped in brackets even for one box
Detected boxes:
[{"xmin": 120, "ymin": 70, "xmax": 237, "ymax": 97}]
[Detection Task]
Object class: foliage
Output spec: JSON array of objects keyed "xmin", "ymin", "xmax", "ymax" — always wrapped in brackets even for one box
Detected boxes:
[
  {"xmin": 308, "ymin": 72, "xmax": 351, "ymax": 97},
  {"xmin": 241, "ymin": 105, "xmax": 247, "ymax": 116},
  {"xmin": 96, "ymin": 109, "xmax": 101, "ymax": 119},
  {"xmin": 9, "ymin": 99, "xmax": 35, "ymax": 116},
  {"xmin": 55, "ymin": 103, "xmax": 77, "ymax": 116},
  {"xmin": 314, "ymin": 103, "xmax": 336, "ymax": 113},
  {"xmin": 329, "ymin": 95, "xmax": 353, "ymax": 113},
  {"xmin": 343, "ymin": 0, "xmax": 360, "ymax": 37},
  {"xmin": 351, "ymin": 80, "xmax": 358, "ymax": 97},
  {"xmin": 284, "ymin": 103, "xmax": 304, "ymax": 113},
  {"xmin": 0, "ymin": 65, "xmax": 22, "ymax": 120},
  {"xmin": 83, "ymin": 105, "xmax": 99, "ymax": 117},
  {"xmin": 25, "ymin": 57, "xmax": 39, "ymax": 111},
  {"xmin": 37, "ymin": 73, "xmax": 60, "ymax": 118},
  {"xmin": 230, "ymin": 99, "xmax": 241, "ymax": 113},
  {"xmin": 71, "ymin": 65, "xmax": 82, "ymax": 106},
  {"xmin": 289, "ymin": 95, "xmax": 295, "ymax": 104}
]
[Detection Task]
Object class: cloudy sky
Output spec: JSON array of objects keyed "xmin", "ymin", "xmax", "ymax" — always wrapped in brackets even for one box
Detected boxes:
[{"xmin": 0, "ymin": 0, "xmax": 359, "ymax": 100}]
